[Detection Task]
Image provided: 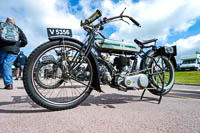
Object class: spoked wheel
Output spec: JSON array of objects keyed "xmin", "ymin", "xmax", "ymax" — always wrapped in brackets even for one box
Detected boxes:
[
  {"xmin": 23, "ymin": 41, "xmax": 94, "ymax": 111},
  {"xmin": 148, "ymin": 55, "xmax": 175, "ymax": 96}
]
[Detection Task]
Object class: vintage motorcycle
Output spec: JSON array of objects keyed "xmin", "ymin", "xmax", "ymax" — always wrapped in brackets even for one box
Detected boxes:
[{"xmin": 23, "ymin": 9, "xmax": 177, "ymax": 111}]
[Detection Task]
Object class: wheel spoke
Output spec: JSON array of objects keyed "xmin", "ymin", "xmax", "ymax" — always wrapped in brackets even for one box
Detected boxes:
[
  {"xmin": 149, "ymin": 55, "xmax": 175, "ymax": 95},
  {"xmin": 70, "ymin": 77, "xmax": 91, "ymax": 88}
]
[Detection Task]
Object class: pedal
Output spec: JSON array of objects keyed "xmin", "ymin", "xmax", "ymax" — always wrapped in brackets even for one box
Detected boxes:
[{"xmin": 118, "ymin": 86, "xmax": 127, "ymax": 92}]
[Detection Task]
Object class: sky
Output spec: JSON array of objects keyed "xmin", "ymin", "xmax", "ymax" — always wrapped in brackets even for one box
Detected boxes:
[{"xmin": 1, "ymin": 0, "xmax": 200, "ymax": 63}]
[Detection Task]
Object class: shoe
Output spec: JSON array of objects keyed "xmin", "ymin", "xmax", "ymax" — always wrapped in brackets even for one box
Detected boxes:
[{"xmin": 4, "ymin": 84, "xmax": 13, "ymax": 90}]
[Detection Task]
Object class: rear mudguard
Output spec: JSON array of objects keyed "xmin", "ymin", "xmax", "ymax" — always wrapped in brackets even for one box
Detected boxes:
[
  {"xmin": 140, "ymin": 46, "xmax": 177, "ymax": 69},
  {"xmin": 154, "ymin": 46, "xmax": 177, "ymax": 68},
  {"xmin": 49, "ymin": 36, "xmax": 102, "ymax": 92}
]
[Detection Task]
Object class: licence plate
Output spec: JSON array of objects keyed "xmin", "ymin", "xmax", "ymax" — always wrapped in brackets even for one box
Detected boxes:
[{"xmin": 47, "ymin": 28, "xmax": 72, "ymax": 37}]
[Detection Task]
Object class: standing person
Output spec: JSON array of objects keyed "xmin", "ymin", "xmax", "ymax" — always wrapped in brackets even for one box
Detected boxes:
[
  {"xmin": 15, "ymin": 51, "xmax": 27, "ymax": 80},
  {"xmin": 0, "ymin": 17, "xmax": 27, "ymax": 90}
]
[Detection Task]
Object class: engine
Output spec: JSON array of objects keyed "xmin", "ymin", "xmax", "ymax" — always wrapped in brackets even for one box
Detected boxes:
[
  {"xmin": 101, "ymin": 55, "xmax": 148, "ymax": 90},
  {"xmin": 114, "ymin": 56, "xmax": 131, "ymax": 72}
]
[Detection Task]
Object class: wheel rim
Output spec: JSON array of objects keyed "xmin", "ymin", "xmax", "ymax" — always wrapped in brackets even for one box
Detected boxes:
[
  {"xmin": 150, "ymin": 56, "xmax": 174, "ymax": 92},
  {"xmin": 31, "ymin": 44, "xmax": 93, "ymax": 105}
]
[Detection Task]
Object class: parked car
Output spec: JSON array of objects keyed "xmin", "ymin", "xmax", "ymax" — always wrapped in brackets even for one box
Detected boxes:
[{"xmin": 180, "ymin": 54, "xmax": 200, "ymax": 71}]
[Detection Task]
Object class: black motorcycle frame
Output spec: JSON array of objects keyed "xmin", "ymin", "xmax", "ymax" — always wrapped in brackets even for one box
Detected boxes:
[{"xmin": 48, "ymin": 15, "xmax": 177, "ymax": 93}]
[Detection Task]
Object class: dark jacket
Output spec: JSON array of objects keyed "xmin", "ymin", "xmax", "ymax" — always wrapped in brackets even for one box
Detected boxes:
[
  {"xmin": 15, "ymin": 53, "xmax": 27, "ymax": 66},
  {"xmin": 0, "ymin": 23, "xmax": 28, "ymax": 54}
]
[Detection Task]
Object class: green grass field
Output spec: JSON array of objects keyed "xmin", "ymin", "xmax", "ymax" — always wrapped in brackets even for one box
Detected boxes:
[{"xmin": 175, "ymin": 71, "xmax": 200, "ymax": 85}]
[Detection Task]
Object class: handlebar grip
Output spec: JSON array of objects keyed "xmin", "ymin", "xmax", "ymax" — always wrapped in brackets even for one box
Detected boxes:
[
  {"xmin": 85, "ymin": 10, "xmax": 102, "ymax": 25},
  {"xmin": 129, "ymin": 17, "xmax": 141, "ymax": 27}
]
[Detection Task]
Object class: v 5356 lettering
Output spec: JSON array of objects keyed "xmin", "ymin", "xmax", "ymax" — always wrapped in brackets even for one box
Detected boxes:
[{"xmin": 47, "ymin": 28, "xmax": 72, "ymax": 37}]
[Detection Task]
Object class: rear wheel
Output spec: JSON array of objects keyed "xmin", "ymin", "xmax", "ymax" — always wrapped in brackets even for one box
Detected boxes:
[
  {"xmin": 23, "ymin": 41, "xmax": 94, "ymax": 111},
  {"xmin": 141, "ymin": 52, "xmax": 175, "ymax": 96},
  {"xmin": 148, "ymin": 55, "xmax": 175, "ymax": 96}
]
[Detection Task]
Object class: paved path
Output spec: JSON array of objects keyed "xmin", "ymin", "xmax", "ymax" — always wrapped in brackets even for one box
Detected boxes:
[{"xmin": 0, "ymin": 79, "xmax": 200, "ymax": 133}]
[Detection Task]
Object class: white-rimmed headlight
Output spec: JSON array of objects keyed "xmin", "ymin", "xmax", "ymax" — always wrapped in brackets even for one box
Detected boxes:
[{"xmin": 165, "ymin": 46, "xmax": 174, "ymax": 54}]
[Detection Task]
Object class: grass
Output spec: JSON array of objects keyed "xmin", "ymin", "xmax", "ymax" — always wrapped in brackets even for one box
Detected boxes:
[{"xmin": 175, "ymin": 71, "xmax": 200, "ymax": 85}]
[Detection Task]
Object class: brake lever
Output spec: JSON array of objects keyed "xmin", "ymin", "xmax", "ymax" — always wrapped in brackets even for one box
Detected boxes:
[{"xmin": 121, "ymin": 19, "xmax": 129, "ymax": 25}]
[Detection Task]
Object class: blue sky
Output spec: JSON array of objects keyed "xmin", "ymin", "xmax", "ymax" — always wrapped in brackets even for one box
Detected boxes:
[
  {"xmin": 1, "ymin": 0, "xmax": 200, "ymax": 63},
  {"xmin": 168, "ymin": 17, "xmax": 200, "ymax": 43}
]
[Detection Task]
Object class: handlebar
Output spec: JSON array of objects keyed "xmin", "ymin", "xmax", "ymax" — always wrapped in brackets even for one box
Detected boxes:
[
  {"xmin": 81, "ymin": 9, "xmax": 141, "ymax": 29},
  {"xmin": 103, "ymin": 15, "xmax": 141, "ymax": 27},
  {"xmin": 128, "ymin": 17, "xmax": 141, "ymax": 27}
]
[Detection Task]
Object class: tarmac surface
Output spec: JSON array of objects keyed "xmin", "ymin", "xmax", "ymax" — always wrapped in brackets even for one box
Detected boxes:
[{"xmin": 0, "ymin": 79, "xmax": 200, "ymax": 133}]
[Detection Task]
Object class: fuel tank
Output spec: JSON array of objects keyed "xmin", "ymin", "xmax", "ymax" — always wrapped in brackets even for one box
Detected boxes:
[{"xmin": 95, "ymin": 38, "xmax": 141, "ymax": 54}]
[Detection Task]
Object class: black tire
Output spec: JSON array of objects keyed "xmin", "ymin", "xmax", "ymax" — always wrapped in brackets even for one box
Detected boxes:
[
  {"xmin": 23, "ymin": 40, "xmax": 94, "ymax": 111},
  {"xmin": 141, "ymin": 52, "xmax": 175, "ymax": 96},
  {"xmin": 148, "ymin": 56, "xmax": 175, "ymax": 96}
]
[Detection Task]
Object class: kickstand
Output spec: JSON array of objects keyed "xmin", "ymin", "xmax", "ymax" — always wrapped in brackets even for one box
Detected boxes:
[
  {"xmin": 140, "ymin": 89, "xmax": 146, "ymax": 100},
  {"xmin": 158, "ymin": 85, "xmax": 164, "ymax": 104},
  {"xmin": 141, "ymin": 54, "xmax": 165, "ymax": 104},
  {"xmin": 140, "ymin": 86, "xmax": 164, "ymax": 104},
  {"xmin": 140, "ymin": 76, "xmax": 165, "ymax": 104}
]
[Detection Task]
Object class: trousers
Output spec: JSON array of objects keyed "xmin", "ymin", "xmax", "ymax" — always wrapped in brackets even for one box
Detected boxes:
[{"xmin": 0, "ymin": 51, "xmax": 17, "ymax": 86}]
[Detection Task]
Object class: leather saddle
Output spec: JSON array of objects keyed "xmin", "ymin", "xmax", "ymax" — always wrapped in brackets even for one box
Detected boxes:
[{"xmin": 134, "ymin": 38, "xmax": 158, "ymax": 46}]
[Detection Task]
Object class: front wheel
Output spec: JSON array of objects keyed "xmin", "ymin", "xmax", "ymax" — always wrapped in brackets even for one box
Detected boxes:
[{"xmin": 23, "ymin": 40, "xmax": 94, "ymax": 111}]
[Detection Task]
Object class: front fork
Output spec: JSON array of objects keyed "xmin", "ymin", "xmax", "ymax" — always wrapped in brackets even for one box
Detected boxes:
[{"xmin": 59, "ymin": 33, "xmax": 95, "ymax": 78}]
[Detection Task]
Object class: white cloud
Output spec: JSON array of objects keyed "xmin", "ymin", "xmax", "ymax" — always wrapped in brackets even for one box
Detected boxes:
[
  {"xmin": 167, "ymin": 34, "xmax": 200, "ymax": 63},
  {"xmin": 98, "ymin": 0, "xmax": 200, "ymax": 42},
  {"xmin": 0, "ymin": 0, "xmax": 82, "ymax": 55},
  {"xmin": 1, "ymin": 0, "xmax": 200, "ymax": 60},
  {"xmin": 95, "ymin": 0, "xmax": 200, "ymax": 64}
]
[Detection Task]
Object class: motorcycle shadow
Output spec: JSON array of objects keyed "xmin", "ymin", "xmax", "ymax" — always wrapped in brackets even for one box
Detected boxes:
[
  {"xmin": 81, "ymin": 93, "xmax": 159, "ymax": 108},
  {"xmin": 0, "ymin": 95, "xmax": 50, "ymax": 113}
]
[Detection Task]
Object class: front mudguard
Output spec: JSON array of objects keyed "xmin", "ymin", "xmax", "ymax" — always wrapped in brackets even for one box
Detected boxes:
[{"xmin": 48, "ymin": 36, "xmax": 102, "ymax": 92}]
